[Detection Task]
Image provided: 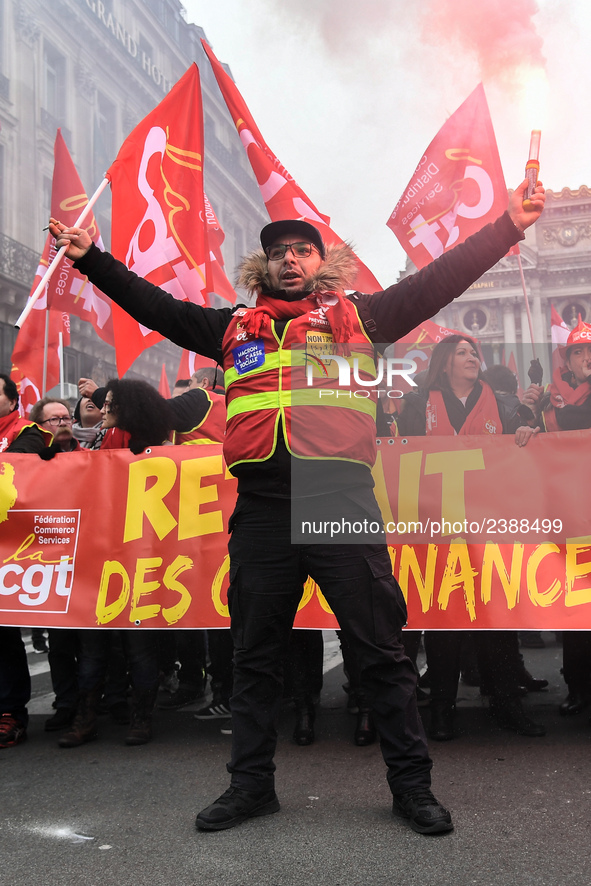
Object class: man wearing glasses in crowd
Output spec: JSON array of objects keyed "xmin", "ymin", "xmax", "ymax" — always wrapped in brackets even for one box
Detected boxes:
[{"xmin": 29, "ymin": 398, "xmax": 80, "ymax": 452}]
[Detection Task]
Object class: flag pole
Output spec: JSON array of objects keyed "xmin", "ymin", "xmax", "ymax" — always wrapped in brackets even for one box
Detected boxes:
[
  {"xmin": 15, "ymin": 176, "xmax": 110, "ymax": 329},
  {"xmin": 42, "ymin": 307, "xmax": 49, "ymax": 397},
  {"xmin": 58, "ymin": 331, "xmax": 64, "ymax": 399},
  {"xmin": 516, "ymin": 252, "xmax": 537, "ymax": 359}
]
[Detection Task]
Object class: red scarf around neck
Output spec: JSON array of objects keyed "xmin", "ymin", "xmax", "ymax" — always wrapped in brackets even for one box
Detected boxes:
[{"xmin": 241, "ymin": 291, "xmax": 355, "ymax": 345}]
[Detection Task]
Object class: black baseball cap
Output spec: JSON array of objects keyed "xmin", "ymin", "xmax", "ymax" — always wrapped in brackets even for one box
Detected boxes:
[{"xmin": 260, "ymin": 220, "xmax": 326, "ymax": 259}]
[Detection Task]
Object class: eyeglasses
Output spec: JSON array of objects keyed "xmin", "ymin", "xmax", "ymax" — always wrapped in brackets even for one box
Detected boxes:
[
  {"xmin": 103, "ymin": 400, "xmax": 113, "ymax": 412},
  {"xmin": 40, "ymin": 416, "xmax": 72, "ymax": 427},
  {"xmin": 265, "ymin": 242, "xmax": 316, "ymax": 261}
]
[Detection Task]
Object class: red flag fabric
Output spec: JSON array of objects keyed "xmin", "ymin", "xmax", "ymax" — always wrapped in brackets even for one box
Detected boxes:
[
  {"xmin": 10, "ymin": 301, "xmax": 68, "ymax": 416},
  {"xmin": 45, "ymin": 131, "xmax": 114, "ymax": 344},
  {"xmin": 201, "ymin": 40, "xmax": 381, "ymax": 293},
  {"xmin": 394, "ymin": 318, "xmax": 466, "ymax": 374},
  {"xmin": 387, "ymin": 84, "xmax": 508, "ymax": 270},
  {"xmin": 10, "ymin": 129, "xmax": 99, "ymax": 413},
  {"xmin": 551, "ymin": 304, "xmax": 570, "ymax": 373},
  {"xmin": 176, "ymin": 349, "xmax": 218, "ymax": 382},
  {"xmin": 106, "ymin": 64, "xmax": 209, "ymax": 376},
  {"xmin": 203, "ymin": 192, "xmax": 237, "ymax": 304},
  {"xmin": 158, "ymin": 363, "xmax": 171, "ymax": 399}
]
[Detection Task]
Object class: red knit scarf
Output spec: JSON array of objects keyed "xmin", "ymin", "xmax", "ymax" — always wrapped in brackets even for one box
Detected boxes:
[{"xmin": 241, "ymin": 291, "xmax": 355, "ymax": 346}]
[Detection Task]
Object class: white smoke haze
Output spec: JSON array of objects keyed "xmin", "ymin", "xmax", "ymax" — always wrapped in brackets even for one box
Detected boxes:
[{"xmin": 186, "ymin": 0, "xmax": 591, "ymax": 284}]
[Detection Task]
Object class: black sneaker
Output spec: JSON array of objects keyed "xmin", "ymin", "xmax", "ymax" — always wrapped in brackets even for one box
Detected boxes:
[
  {"xmin": 392, "ymin": 788, "xmax": 453, "ymax": 835},
  {"xmin": 158, "ymin": 685, "xmax": 205, "ymax": 710},
  {"xmin": 196, "ymin": 787, "xmax": 280, "ymax": 831},
  {"xmin": 489, "ymin": 697, "xmax": 546, "ymax": 736},
  {"xmin": 44, "ymin": 707, "xmax": 76, "ymax": 732},
  {"xmin": 194, "ymin": 700, "xmax": 231, "ymax": 720}
]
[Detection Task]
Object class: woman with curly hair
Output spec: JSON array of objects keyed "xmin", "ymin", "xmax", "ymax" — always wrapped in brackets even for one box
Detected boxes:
[
  {"xmin": 58, "ymin": 379, "xmax": 173, "ymax": 751},
  {"xmin": 100, "ymin": 378, "xmax": 172, "ymax": 454}
]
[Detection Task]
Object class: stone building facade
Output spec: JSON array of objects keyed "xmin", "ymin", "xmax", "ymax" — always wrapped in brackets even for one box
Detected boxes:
[{"xmin": 0, "ymin": 0, "xmax": 267, "ymax": 393}]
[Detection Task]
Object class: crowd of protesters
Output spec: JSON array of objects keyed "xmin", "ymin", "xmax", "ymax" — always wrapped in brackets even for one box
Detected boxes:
[{"xmin": 2, "ymin": 322, "xmax": 589, "ymax": 752}]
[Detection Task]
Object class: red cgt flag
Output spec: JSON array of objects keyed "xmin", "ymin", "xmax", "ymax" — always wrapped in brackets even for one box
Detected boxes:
[
  {"xmin": 387, "ymin": 84, "xmax": 508, "ymax": 270},
  {"xmin": 10, "ymin": 301, "xmax": 68, "ymax": 416},
  {"xmin": 158, "ymin": 362, "xmax": 171, "ymax": 399},
  {"xmin": 10, "ymin": 128, "xmax": 114, "ymax": 414},
  {"xmin": 203, "ymin": 192, "xmax": 237, "ymax": 304},
  {"xmin": 201, "ymin": 40, "xmax": 381, "ymax": 293},
  {"xmin": 107, "ymin": 64, "xmax": 209, "ymax": 376},
  {"xmin": 46, "ymin": 130, "xmax": 114, "ymax": 344}
]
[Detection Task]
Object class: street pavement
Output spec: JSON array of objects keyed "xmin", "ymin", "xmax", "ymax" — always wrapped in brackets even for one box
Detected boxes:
[{"xmin": 2, "ymin": 631, "xmax": 591, "ymax": 886}]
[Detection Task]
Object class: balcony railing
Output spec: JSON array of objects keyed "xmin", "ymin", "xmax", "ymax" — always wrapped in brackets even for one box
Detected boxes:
[{"xmin": 0, "ymin": 232, "xmax": 39, "ymax": 288}]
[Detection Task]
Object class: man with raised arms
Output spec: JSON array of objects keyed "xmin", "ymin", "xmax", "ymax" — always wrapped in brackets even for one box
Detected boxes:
[{"xmin": 50, "ymin": 178, "xmax": 544, "ymax": 835}]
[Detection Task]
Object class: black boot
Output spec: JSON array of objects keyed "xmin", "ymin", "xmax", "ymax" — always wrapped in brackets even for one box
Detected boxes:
[
  {"xmin": 126, "ymin": 687, "xmax": 158, "ymax": 746},
  {"xmin": 293, "ymin": 700, "xmax": 315, "ymax": 746},
  {"xmin": 354, "ymin": 708, "xmax": 376, "ymax": 746},
  {"xmin": 58, "ymin": 687, "xmax": 101, "ymax": 748},
  {"xmin": 428, "ymin": 701, "xmax": 455, "ymax": 741},
  {"xmin": 490, "ymin": 696, "xmax": 546, "ymax": 736},
  {"xmin": 559, "ymin": 689, "xmax": 586, "ymax": 716}
]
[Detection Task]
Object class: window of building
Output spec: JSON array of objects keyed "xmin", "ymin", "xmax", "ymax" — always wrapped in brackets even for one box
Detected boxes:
[
  {"xmin": 94, "ymin": 93, "xmax": 117, "ymax": 180},
  {"xmin": 139, "ymin": 33, "xmax": 154, "ymax": 66},
  {"xmin": 43, "ymin": 41, "xmax": 66, "ymax": 123},
  {"xmin": 0, "ymin": 143, "xmax": 4, "ymax": 231},
  {"xmin": 42, "ymin": 174, "xmax": 52, "ymax": 228}
]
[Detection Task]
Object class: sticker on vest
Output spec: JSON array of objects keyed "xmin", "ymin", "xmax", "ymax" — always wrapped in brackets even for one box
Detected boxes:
[{"xmin": 232, "ymin": 339, "xmax": 266, "ymax": 374}]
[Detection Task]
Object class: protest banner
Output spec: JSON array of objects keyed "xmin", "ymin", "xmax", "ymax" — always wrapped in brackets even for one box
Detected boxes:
[{"xmin": 1, "ymin": 435, "xmax": 590, "ymax": 630}]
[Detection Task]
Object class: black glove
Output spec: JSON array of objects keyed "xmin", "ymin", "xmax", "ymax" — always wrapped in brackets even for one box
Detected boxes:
[{"xmin": 38, "ymin": 442, "xmax": 63, "ymax": 461}]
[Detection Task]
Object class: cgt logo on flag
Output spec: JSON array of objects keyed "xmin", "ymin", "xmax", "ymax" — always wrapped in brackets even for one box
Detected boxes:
[
  {"xmin": 107, "ymin": 64, "xmax": 208, "ymax": 375},
  {"xmin": 387, "ymin": 84, "xmax": 508, "ymax": 269},
  {"xmin": 124, "ymin": 126, "xmax": 207, "ymax": 308}
]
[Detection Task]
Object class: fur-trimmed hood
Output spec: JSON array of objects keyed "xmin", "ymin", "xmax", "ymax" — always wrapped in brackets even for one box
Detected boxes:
[{"xmin": 237, "ymin": 242, "xmax": 358, "ymax": 297}]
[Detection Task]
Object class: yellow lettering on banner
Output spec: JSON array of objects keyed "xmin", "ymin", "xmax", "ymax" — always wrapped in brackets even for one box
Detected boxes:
[
  {"xmin": 211, "ymin": 554, "xmax": 230, "ymax": 618},
  {"xmin": 178, "ymin": 455, "xmax": 224, "ymax": 539},
  {"xmin": 96, "ymin": 560, "xmax": 130, "ymax": 624},
  {"xmin": 481, "ymin": 544, "xmax": 524, "ymax": 609},
  {"xmin": 316, "ymin": 585, "xmax": 333, "ymax": 614},
  {"xmin": 371, "ymin": 452, "xmax": 395, "ymax": 526},
  {"xmin": 397, "ymin": 451, "xmax": 422, "ymax": 525},
  {"xmin": 424, "ymin": 449, "xmax": 485, "ymax": 528},
  {"xmin": 565, "ymin": 537, "xmax": 591, "ymax": 608},
  {"xmin": 161, "ymin": 555, "xmax": 193, "ymax": 625},
  {"xmin": 123, "ymin": 458, "xmax": 178, "ymax": 542},
  {"xmin": 526, "ymin": 544, "xmax": 562, "ymax": 607},
  {"xmin": 96, "ymin": 556, "xmax": 194, "ymax": 625},
  {"xmin": 298, "ymin": 576, "xmax": 314, "ymax": 611},
  {"xmin": 398, "ymin": 544, "xmax": 437, "ymax": 612},
  {"xmin": 437, "ymin": 540, "xmax": 478, "ymax": 621},
  {"xmin": 130, "ymin": 558, "xmax": 162, "ymax": 623}
]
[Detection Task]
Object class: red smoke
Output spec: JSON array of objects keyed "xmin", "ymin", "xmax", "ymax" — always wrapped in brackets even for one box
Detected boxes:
[{"xmin": 420, "ymin": 0, "xmax": 545, "ymax": 83}]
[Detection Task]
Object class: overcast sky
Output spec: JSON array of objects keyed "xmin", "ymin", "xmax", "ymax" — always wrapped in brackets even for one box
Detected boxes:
[{"xmin": 183, "ymin": 0, "xmax": 591, "ymax": 286}]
